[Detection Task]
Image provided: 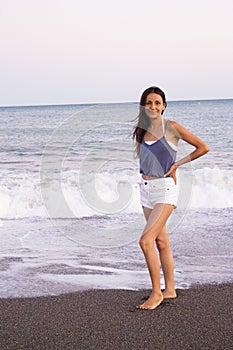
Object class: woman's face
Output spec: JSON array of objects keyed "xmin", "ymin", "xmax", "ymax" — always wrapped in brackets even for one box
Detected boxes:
[{"xmin": 144, "ymin": 93, "xmax": 166, "ymax": 119}]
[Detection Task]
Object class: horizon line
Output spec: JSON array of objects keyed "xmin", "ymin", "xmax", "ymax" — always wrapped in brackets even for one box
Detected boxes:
[{"xmin": 0, "ymin": 97, "xmax": 232, "ymax": 108}]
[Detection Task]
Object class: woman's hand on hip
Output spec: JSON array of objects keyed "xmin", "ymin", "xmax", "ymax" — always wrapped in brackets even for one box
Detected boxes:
[{"xmin": 164, "ymin": 164, "xmax": 177, "ymax": 184}]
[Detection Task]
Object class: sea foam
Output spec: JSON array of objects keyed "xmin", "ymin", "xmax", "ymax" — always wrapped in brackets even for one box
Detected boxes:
[{"xmin": 0, "ymin": 166, "xmax": 232, "ymax": 219}]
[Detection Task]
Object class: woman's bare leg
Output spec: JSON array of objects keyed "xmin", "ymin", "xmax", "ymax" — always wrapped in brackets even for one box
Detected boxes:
[
  {"xmin": 142, "ymin": 206, "xmax": 176, "ymax": 299},
  {"xmin": 156, "ymin": 226, "xmax": 177, "ymax": 298},
  {"xmin": 139, "ymin": 203, "xmax": 174, "ymax": 309},
  {"xmin": 142, "ymin": 206, "xmax": 152, "ymax": 221}
]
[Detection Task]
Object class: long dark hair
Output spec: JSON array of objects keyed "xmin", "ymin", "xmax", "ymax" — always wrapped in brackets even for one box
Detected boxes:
[{"xmin": 132, "ymin": 86, "xmax": 167, "ymax": 157}]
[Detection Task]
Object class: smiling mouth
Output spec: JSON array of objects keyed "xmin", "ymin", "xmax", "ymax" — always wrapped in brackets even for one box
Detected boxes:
[{"xmin": 148, "ymin": 110, "xmax": 158, "ymax": 115}]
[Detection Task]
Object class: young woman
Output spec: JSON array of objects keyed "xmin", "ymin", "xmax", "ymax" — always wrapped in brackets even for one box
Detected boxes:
[{"xmin": 133, "ymin": 86, "xmax": 209, "ymax": 310}]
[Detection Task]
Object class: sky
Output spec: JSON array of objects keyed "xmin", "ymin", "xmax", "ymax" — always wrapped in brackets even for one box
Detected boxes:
[{"xmin": 1, "ymin": 0, "xmax": 233, "ymax": 106}]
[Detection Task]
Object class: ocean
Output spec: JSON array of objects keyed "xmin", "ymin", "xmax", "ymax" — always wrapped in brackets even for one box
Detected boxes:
[{"xmin": 0, "ymin": 99, "xmax": 232, "ymax": 298}]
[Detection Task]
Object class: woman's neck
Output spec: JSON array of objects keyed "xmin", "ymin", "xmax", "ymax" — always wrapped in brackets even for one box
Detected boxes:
[{"xmin": 148, "ymin": 116, "xmax": 163, "ymax": 132}]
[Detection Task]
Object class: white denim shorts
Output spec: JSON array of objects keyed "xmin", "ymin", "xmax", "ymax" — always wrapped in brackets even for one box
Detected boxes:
[{"xmin": 140, "ymin": 177, "xmax": 178, "ymax": 209}]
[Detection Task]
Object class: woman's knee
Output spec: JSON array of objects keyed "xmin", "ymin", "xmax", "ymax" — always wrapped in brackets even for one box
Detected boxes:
[
  {"xmin": 139, "ymin": 235, "xmax": 154, "ymax": 252},
  {"xmin": 156, "ymin": 235, "xmax": 170, "ymax": 252}
]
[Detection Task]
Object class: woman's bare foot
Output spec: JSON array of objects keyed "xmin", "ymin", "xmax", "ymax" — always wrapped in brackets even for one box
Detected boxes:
[
  {"xmin": 137, "ymin": 292, "xmax": 163, "ymax": 310},
  {"xmin": 162, "ymin": 289, "xmax": 177, "ymax": 299}
]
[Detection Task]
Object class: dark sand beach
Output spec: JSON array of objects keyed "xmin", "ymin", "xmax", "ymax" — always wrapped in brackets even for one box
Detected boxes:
[{"xmin": 0, "ymin": 283, "xmax": 232, "ymax": 350}]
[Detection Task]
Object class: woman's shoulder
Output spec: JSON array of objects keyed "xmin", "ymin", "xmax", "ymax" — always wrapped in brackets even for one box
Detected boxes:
[
  {"xmin": 164, "ymin": 119, "xmax": 181, "ymax": 136},
  {"xmin": 164, "ymin": 119, "xmax": 179, "ymax": 127},
  {"xmin": 164, "ymin": 119, "xmax": 198, "ymax": 140}
]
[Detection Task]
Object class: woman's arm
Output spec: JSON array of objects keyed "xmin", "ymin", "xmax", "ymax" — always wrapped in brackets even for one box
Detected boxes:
[{"xmin": 164, "ymin": 121, "xmax": 210, "ymax": 182}]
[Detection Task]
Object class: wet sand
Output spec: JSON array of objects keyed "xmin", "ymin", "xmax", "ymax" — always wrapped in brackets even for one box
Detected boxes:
[{"xmin": 0, "ymin": 283, "xmax": 232, "ymax": 350}]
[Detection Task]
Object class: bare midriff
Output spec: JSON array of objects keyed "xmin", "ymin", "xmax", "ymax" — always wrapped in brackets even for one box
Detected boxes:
[{"xmin": 142, "ymin": 174, "xmax": 160, "ymax": 180}]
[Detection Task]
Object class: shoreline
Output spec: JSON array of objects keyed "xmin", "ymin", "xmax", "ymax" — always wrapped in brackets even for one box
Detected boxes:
[{"xmin": 0, "ymin": 283, "xmax": 232, "ymax": 350}]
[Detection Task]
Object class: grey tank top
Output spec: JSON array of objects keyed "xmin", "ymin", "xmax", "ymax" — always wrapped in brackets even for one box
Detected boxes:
[{"xmin": 139, "ymin": 119, "xmax": 177, "ymax": 178}]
